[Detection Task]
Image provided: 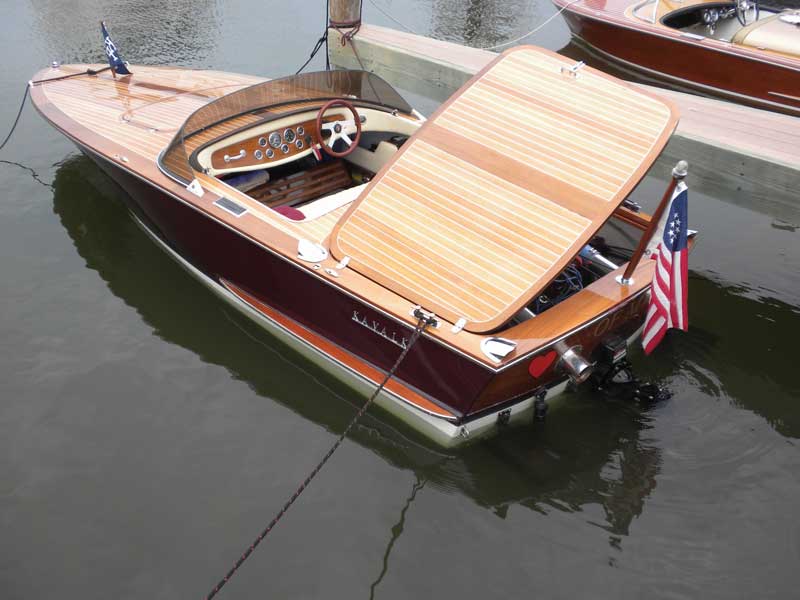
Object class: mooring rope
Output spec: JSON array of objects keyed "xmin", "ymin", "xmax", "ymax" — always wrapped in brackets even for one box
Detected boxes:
[
  {"xmin": 296, "ymin": 0, "xmax": 334, "ymax": 73},
  {"xmin": 295, "ymin": 32, "xmax": 330, "ymax": 74},
  {"xmin": 364, "ymin": 0, "xmax": 584, "ymax": 50},
  {"xmin": 0, "ymin": 66, "xmax": 112, "ymax": 154},
  {"xmin": 0, "ymin": 66, "xmax": 114, "ymax": 188},
  {"xmin": 0, "ymin": 85, "xmax": 30, "ymax": 153},
  {"xmin": 203, "ymin": 310, "xmax": 437, "ymax": 600}
]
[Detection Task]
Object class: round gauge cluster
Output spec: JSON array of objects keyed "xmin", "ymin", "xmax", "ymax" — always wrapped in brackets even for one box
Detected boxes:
[{"xmin": 250, "ymin": 126, "xmax": 311, "ymax": 162}]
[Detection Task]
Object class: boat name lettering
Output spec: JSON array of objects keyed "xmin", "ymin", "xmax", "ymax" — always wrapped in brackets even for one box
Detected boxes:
[
  {"xmin": 592, "ymin": 294, "xmax": 649, "ymax": 338},
  {"xmin": 352, "ymin": 311, "xmax": 408, "ymax": 349}
]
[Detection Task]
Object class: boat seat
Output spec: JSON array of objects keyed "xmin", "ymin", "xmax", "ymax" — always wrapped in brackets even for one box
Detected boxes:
[
  {"xmin": 247, "ymin": 160, "xmax": 351, "ymax": 208},
  {"xmin": 298, "ymin": 183, "xmax": 367, "ymax": 220},
  {"xmin": 732, "ymin": 12, "xmax": 799, "ymax": 57}
]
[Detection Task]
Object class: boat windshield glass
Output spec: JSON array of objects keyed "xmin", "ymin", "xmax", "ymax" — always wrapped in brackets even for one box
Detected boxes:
[{"xmin": 161, "ymin": 70, "xmax": 413, "ymax": 182}]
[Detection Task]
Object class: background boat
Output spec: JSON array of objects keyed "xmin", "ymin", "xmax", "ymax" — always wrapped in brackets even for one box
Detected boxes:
[{"xmin": 553, "ymin": 0, "xmax": 800, "ymax": 115}]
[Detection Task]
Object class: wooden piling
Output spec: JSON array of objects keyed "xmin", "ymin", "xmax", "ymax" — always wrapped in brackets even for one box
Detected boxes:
[{"xmin": 329, "ymin": 0, "xmax": 362, "ymax": 27}]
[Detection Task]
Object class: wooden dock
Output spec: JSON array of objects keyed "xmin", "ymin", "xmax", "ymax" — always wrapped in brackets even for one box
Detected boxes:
[{"xmin": 329, "ymin": 24, "xmax": 800, "ymax": 218}]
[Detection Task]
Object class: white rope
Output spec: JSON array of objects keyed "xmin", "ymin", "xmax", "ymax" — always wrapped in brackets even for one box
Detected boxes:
[
  {"xmin": 366, "ymin": 0, "xmax": 420, "ymax": 34},
  {"xmin": 364, "ymin": 0, "xmax": 583, "ymax": 51}
]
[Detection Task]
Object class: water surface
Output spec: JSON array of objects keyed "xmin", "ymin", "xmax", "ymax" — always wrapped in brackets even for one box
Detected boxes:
[{"xmin": 1, "ymin": 1, "xmax": 799, "ymax": 599}]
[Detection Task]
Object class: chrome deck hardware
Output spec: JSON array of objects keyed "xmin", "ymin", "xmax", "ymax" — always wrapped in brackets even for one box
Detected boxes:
[
  {"xmin": 297, "ymin": 239, "xmax": 328, "ymax": 262},
  {"xmin": 223, "ymin": 149, "xmax": 246, "ymax": 163},
  {"xmin": 560, "ymin": 60, "xmax": 586, "ymax": 78}
]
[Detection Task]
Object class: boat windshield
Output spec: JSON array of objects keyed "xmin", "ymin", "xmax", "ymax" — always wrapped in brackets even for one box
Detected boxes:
[{"xmin": 161, "ymin": 70, "xmax": 413, "ymax": 182}]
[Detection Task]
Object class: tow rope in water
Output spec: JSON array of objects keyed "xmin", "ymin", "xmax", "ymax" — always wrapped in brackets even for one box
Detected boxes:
[{"xmin": 204, "ymin": 309, "xmax": 437, "ymax": 600}]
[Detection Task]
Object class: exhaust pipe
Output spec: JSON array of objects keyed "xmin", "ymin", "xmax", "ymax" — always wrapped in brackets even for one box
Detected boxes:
[{"xmin": 554, "ymin": 340, "xmax": 594, "ymax": 384}]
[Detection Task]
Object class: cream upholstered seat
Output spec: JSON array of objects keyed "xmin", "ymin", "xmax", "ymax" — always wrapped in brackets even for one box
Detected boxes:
[{"xmin": 298, "ymin": 183, "xmax": 367, "ymax": 221}]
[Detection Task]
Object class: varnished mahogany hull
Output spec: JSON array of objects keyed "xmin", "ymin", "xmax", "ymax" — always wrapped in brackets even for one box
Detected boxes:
[
  {"xmin": 76, "ymin": 144, "xmax": 648, "ymax": 441},
  {"xmin": 558, "ymin": 9, "xmax": 800, "ymax": 116},
  {"xmin": 80, "ymin": 147, "xmax": 491, "ymax": 413},
  {"xmin": 27, "ymin": 58, "xmax": 665, "ymax": 446}
]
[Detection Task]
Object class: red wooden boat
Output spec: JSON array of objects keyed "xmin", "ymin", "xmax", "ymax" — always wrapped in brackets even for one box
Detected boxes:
[
  {"xmin": 553, "ymin": 0, "xmax": 800, "ymax": 115},
  {"xmin": 31, "ymin": 45, "xmax": 692, "ymax": 447}
]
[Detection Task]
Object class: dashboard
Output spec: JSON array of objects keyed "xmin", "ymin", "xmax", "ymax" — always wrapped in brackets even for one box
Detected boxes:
[
  {"xmin": 199, "ymin": 107, "xmax": 423, "ymax": 177},
  {"xmin": 209, "ymin": 115, "xmax": 335, "ymax": 171}
]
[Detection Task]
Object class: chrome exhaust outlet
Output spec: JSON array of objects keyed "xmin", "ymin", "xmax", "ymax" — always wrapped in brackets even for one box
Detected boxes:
[{"xmin": 554, "ymin": 341, "xmax": 594, "ymax": 384}]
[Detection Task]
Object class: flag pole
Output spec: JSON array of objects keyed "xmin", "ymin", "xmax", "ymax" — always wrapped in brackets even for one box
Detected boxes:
[{"xmin": 618, "ymin": 160, "xmax": 688, "ymax": 285}]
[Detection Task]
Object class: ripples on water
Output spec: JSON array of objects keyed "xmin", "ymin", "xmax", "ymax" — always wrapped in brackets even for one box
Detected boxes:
[{"xmin": 1, "ymin": 1, "xmax": 799, "ymax": 598}]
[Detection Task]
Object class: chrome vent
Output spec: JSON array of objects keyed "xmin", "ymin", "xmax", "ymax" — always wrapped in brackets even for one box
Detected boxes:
[{"xmin": 214, "ymin": 197, "xmax": 247, "ymax": 217}]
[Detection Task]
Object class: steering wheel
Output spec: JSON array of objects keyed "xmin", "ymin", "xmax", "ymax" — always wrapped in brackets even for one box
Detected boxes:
[
  {"xmin": 315, "ymin": 99, "xmax": 362, "ymax": 158},
  {"xmin": 735, "ymin": 0, "xmax": 759, "ymax": 26}
]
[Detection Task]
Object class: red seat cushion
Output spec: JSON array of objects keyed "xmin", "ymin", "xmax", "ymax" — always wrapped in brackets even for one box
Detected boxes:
[{"xmin": 272, "ymin": 205, "xmax": 305, "ymax": 221}]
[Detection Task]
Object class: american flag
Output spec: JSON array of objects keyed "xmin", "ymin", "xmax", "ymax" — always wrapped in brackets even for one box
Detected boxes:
[{"xmin": 642, "ymin": 182, "xmax": 689, "ymax": 354}]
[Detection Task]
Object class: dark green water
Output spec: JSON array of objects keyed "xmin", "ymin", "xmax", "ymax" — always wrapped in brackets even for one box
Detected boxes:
[{"xmin": 1, "ymin": 1, "xmax": 799, "ymax": 599}]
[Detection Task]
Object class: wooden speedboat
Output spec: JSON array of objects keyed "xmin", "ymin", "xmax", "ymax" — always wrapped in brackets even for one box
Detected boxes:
[
  {"xmin": 553, "ymin": 0, "xmax": 800, "ymax": 115},
  {"xmin": 31, "ymin": 46, "xmax": 689, "ymax": 447}
]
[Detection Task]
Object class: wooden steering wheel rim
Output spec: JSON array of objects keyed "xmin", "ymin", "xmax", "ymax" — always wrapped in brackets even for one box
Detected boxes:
[{"xmin": 315, "ymin": 99, "xmax": 362, "ymax": 158}]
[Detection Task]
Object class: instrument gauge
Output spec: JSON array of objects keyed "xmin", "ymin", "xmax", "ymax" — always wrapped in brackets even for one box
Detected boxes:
[
  {"xmin": 254, "ymin": 149, "xmax": 263, "ymax": 160},
  {"xmin": 266, "ymin": 149, "xmax": 275, "ymax": 159},
  {"xmin": 295, "ymin": 139, "xmax": 304, "ymax": 150},
  {"xmin": 296, "ymin": 126, "xmax": 305, "ymax": 136},
  {"xmin": 283, "ymin": 128, "xmax": 296, "ymax": 144},
  {"xmin": 258, "ymin": 137, "xmax": 267, "ymax": 147},
  {"xmin": 268, "ymin": 132, "xmax": 282, "ymax": 148},
  {"xmin": 280, "ymin": 143, "xmax": 290, "ymax": 154}
]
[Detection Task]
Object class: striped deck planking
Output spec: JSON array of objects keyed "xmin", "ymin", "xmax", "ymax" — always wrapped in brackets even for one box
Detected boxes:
[
  {"xmin": 38, "ymin": 65, "xmax": 264, "ymax": 158},
  {"xmin": 331, "ymin": 46, "xmax": 678, "ymax": 332},
  {"xmin": 37, "ymin": 65, "xmax": 350, "ymax": 243}
]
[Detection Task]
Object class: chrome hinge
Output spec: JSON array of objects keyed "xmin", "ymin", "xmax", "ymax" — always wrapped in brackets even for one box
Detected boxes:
[{"xmin": 560, "ymin": 60, "xmax": 586, "ymax": 78}]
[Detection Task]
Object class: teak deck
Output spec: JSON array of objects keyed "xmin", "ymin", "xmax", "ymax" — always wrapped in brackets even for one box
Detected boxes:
[{"xmin": 332, "ymin": 47, "xmax": 677, "ymax": 331}]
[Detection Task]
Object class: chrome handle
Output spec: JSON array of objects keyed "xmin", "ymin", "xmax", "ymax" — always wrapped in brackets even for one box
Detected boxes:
[
  {"xmin": 560, "ymin": 61, "xmax": 586, "ymax": 78},
  {"xmin": 223, "ymin": 149, "xmax": 246, "ymax": 163}
]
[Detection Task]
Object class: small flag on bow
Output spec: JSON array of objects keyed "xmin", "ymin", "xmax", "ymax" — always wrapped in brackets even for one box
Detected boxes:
[
  {"xmin": 101, "ymin": 21, "xmax": 132, "ymax": 76},
  {"xmin": 642, "ymin": 181, "xmax": 689, "ymax": 354}
]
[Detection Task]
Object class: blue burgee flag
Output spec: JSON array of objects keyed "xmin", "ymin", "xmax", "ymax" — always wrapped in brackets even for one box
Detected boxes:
[{"xmin": 101, "ymin": 21, "xmax": 132, "ymax": 75}]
